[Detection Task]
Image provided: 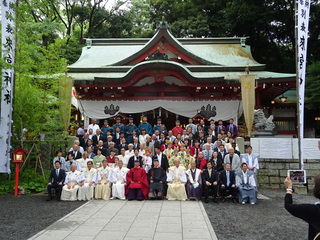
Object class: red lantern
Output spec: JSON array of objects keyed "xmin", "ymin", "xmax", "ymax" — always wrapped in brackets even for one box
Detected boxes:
[{"xmin": 12, "ymin": 148, "xmax": 28, "ymax": 196}]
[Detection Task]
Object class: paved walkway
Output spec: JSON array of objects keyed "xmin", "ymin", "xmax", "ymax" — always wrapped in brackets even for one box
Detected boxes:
[{"xmin": 29, "ymin": 200, "xmax": 218, "ymax": 240}]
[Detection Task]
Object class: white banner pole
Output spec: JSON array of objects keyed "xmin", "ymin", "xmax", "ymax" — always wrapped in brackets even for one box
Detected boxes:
[
  {"xmin": 296, "ymin": 0, "xmax": 311, "ymax": 170},
  {"xmin": 0, "ymin": 0, "xmax": 17, "ymax": 174}
]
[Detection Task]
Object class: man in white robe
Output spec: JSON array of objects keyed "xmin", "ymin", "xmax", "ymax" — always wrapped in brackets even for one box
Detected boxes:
[
  {"xmin": 117, "ymin": 148, "xmax": 130, "ymax": 167},
  {"xmin": 241, "ymin": 145, "xmax": 259, "ymax": 173},
  {"xmin": 78, "ymin": 161, "xmax": 98, "ymax": 201},
  {"xmin": 110, "ymin": 160, "xmax": 129, "ymax": 200},
  {"xmin": 76, "ymin": 152, "xmax": 92, "ymax": 169},
  {"xmin": 61, "ymin": 164, "xmax": 83, "ymax": 201},
  {"xmin": 166, "ymin": 159, "xmax": 187, "ymax": 201},
  {"xmin": 236, "ymin": 163, "xmax": 257, "ymax": 204},
  {"xmin": 95, "ymin": 159, "xmax": 112, "ymax": 200}
]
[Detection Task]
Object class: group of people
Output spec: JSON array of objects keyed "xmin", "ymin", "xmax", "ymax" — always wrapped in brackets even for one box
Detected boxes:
[{"xmin": 47, "ymin": 116, "xmax": 259, "ymax": 204}]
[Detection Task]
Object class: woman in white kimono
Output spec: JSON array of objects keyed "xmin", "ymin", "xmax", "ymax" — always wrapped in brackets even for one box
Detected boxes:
[
  {"xmin": 78, "ymin": 161, "xmax": 98, "ymax": 201},
  {"xmin": 142, "ymin": 149, "xmax": 152, "ymax": 173},
  {"xmin": 110, "ymin": 160, "xmax": 129, "ymax": 200},
  {"xmin": 61, "ymin": 164, "xmax": 84, "ymax": 201},
  {"xmin": 95, "ymin": 159, "xmax": 112, "ymax": 200}
]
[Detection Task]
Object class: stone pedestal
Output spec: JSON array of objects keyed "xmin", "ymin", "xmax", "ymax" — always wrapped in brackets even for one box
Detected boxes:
[{"xmin": 251, "ymin": 131, "xmax": 277, "ymax": 138}]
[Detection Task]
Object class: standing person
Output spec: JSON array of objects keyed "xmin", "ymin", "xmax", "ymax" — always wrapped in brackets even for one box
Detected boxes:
[
  {"xmin": 153, "ymin": 147, "xmax": 169, "ymax": 172},
  {"xmin": 226, "ymin": 118, "xmax": 238, "ymax": 137},
  {"xmin": 126, "ymin": 160, "xmax": 149, "ymax": 200},
  {"xmin": 92, "ymin": 129, "xmax": 104, "ymax": 146},
  {"xmin": 219, "ymin": 163, "xmax": 237, "ymax": 203},
  {"xmin": 47, "ymin": 161, "xmax": 66, "ymax": 201},
  {"xmin": 110, "ymin": 160, "xmax": 129, "ymax": 200},
  {"xmin": 87, "ymin": 119, "xmax": 100, "ymax": 136},
  {"xmin": 171, "ymin": 120, "xmax": 184, "ymax": 137},
  {"xmin": 235, "ymin": 163, "xmax": 257, "ymax": 205},
  {"xmin": 147, "ymin": 159, "xmax": 167, "ymax": 200},
  {"xmin": 78, "ymin": 161, "xmax": 98, "ymax": 201},
  {"xmin": 224, "ymin": 148, "xmax": 241, "ymax": 172},
  {"xmin": 53, "ymin": 150, "xmax": 66, "ymax": 170},
  {"xmin": 138, "ymin": 115, "xmax": 153, "ymax": 135},
  {"xmin": 113, "ymin": 116, "xmax": 125, "ymax": 133},
  {"xmin": 139, "ymin": 128, "xmax": 148, "ymax": 145},
  {"xmin": 95, "ymin": 159, "xmax": 112, "ymax": 200},
  {"xmin": 125, "ymin": 115, "xmax": 138, "ymax": 143},
  {"xmin": 211, "ymin": 151, "xmax": 224, "ymax": 172},
  {"xmin": 241, "ymin": 145, "xmax": 259, "ymax": 173},
  {"xmin": 127, "ymin": 149, "xmax": 143, "ymax": 169},
  {"xmin": 186, "ymin": 118, "xmax": 197, "ymax": 135},
  {"xmin": 80, "ymin": 133, "xmax": 90, "ymax": 151},
  {"xmin": 76, "ymin": 123, "xmax": 84, "ymax": 140},
  {"xmin": 216, "ymin": 120, "xmax": 226, "ymax": 135},
  {"xmin": 153, "ymin": 117, "xmax": 162, "ymax": 133},
  {"xmin": 142, "ymin": 148, "xmax": 152, "ymax": 173},
  {"xmin": 101, "ymin": 120, "xmax": 113, "ymax": 138},
  {"xmin": 61, "ymin": 164, "xmax": 83, "ymax": 201},
  {"xmin": 76, "ymin": 151, "xmax": 92, "ymax": 169},
  {"xmin": 185, "ymin": 161, "xmax": 202, "ymax": 200},
  {"xmin": 166, "ymin": 159, "xmax": 187, "ymax": 201},
  {"xmin": 284, "ymin": 176, "xmax": 320, "ymax": 240},
  {"xmin": 202, "ymin": 161, "xmax": 219, "ymax": 203}
]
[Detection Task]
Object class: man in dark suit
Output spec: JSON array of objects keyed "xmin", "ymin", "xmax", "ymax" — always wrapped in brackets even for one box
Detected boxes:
[
  {"xmin": 92, "ymin": 129, "xmax": 105, "ymax": 146},
  {"xmin": 219, "ymin": 163, "xmax": 237, "ymax": 203},
  {"xmin": 95, "ymin": 140, "xmax": 107, "ymax": 156},
  {"xmin": 68, "ymin": 144, "xmax": 82, "ymax": 160},
  {"xmin": 118, "ymin": 138, "xmax": 128, "ymax": 152},
  {"xmin": 47, "ymin": 161, "xmax": 66, "ymax": 201},
  {"xmin": 132, "ymin": 137, "xmax": 140, "ymax": 150},
  {"xmin": 127, "ymin": 149, "xmax": 143, "ymax": 169},
  {"xmin": 152, "ymin": 148, "xmax": 169, "ymax": 172},
  {"xmin": 80, "ymin": 133, "xmax": 90, "ymax": 151},
  {"xmin": 202, "ymin": 161, "xmax": 219, "ymax": 203}
]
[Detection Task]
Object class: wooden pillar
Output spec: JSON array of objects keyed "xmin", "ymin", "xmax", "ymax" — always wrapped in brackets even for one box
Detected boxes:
[{"xmin": 255, "ymin": 89, "xmax": 261, "ymax": 108}]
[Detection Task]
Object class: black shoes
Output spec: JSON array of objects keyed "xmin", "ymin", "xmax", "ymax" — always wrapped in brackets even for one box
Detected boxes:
[{"xmin": 46, "ymin": 197, "xmax": 52, "ymax": 201}]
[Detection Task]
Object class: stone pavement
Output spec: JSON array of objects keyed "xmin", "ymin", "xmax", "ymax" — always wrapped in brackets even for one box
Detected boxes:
[{"xmin": 29, "ymin": 200, "xmax": 218, "ymax": 240}]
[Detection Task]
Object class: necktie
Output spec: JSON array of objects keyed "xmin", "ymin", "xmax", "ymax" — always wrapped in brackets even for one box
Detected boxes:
[
  {"xmin": 56, "ymin": 169, "xmax": 59, "ymax": 176},
  {"xmin": 209, "ymin": 170, "xmax": 211, "ymax": 178},
  {"xmin": 227, "ymin": 171, "xmax": 230, "ymax": 186},
  {"xmin": 196, "ymin": 148, "xmax": 198, "ymax": 157}
]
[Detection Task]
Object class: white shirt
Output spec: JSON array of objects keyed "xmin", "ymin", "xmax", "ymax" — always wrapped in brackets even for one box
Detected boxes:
[
  {"xmin": 242, "ymin": 171, "xmax": 248, "ymax": 184},
  {"xmin": 157, "ymin": 153, "xmax": 162, "ymax": 166},
  {"xmin": 88, "ymin": 124, "xmax": 100, "ymax": 136}
]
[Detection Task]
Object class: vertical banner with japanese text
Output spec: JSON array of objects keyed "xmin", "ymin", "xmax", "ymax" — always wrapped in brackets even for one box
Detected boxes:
[
  {"xmin": 297, "ymin": 0, "xmax": 311, "ymax": 170},
  {"xmin": 1, "ymin": 0, "xmax": 16, "ymax": 173},
  {"xmin": 240, "ymin": 74, "xmax": 256, "ymax": 137}
]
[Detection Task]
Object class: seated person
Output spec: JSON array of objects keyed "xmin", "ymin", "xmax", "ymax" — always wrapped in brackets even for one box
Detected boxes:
[
  {"xmin": 126, "ymin": 159, "xmax": 149, "ymax": 201},
  {"xmin": 95, "ymin": 159, "xmax": 112, "ymax": 200},
  {"xmin": 78, "ymin": 161, "xmax": 97, "ymax": 201},
  {"xmin": 93, "ymin": 149, "xmax": 106, "ymax": 169},
  {"xmin": 202, "ymin": 161, "xmax": 219, "ymax": 203},
  {"xmin": 61, "ymin": 164, "xmax": 83, "ymax": 201},
  {"xmin": 166, "ymin": 159, "xmax": 187, "ymax": 201},
  {"xmin": 110, "ymin": 160, "xmax": 129, "ymax": 200},
  {"xmin": 186, "ymin": 161, "xmax": 202, "ymax": 200},
  {"xmin": 107, "ymin": 149, "xmax": 116, "ymax": 167},
  {"xmin": 147, "ymin": 159, "xmax": 167, "ymax": 200},
  {"xmin": 219, "ymin": 163, "xmax": 237, "ymax": 203},
  {"xmin": 64, "ymin": 153, "xmax": 82, "ymax": 172},
  {"xmin": 47, "ymin": 161, "xmax": 66, "ymax": 201},
  {"xmin": 235, "ymin": 163, "xmax": 257, "ymax": 205}
]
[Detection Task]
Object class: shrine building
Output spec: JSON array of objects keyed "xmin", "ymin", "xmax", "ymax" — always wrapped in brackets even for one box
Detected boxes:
[{"xmin": 68, "ymin": 20, "xmax": 297, "ymax": 136}]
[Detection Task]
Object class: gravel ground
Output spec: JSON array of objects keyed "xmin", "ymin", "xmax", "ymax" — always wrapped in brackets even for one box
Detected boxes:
[
  {"xmin": 203, "ymin": 188, "xmax": 316, "ymax": 240},
  {"xmin": 0, "ymin": 194, "xmax": 84, "ymax": 240},
  {"xmin": 0, "ymin": 189, "xmax": 316, "ymax": 240}
]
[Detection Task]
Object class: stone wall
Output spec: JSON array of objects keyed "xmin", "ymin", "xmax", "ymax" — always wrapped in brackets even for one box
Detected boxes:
[{"xmin": 257, "ymin": 158, "xmax": 320, "ymax": 189}]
